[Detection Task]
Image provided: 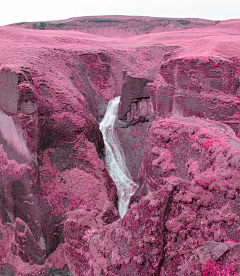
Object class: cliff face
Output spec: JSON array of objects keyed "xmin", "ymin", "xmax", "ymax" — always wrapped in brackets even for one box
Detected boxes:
[{"xmin": 0, "ymin": 17, "xmax": 240, "ymax": 275}]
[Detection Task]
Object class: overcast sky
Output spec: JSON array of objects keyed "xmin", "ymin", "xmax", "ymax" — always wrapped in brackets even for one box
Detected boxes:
[{"xmin": 1, "ymin": 0, "xmax": 240, "ymax": 26}]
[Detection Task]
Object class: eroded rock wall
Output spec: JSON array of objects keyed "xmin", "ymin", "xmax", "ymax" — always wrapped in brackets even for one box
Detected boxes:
[
  {"xmin": 0, "ymin": 48, "xmax": 120, "ymax": 269},
  {"xmin": 152, "ymin": 57, "xmax": 240, "ymax": 137}
]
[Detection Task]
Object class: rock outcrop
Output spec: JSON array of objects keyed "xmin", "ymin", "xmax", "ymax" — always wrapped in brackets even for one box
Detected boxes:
[
  {"xmin": 138, "ymin": 116, "xmax": 240, "ymax": 275},
  {"xmin": 154, "ymin": 56, "xmax": 240, "ymax": 137},
  {"xmin": 64, "ymin": 186, "xmax": 171, "ymax": 276},
  {"xmin": 178, "ymin": 241, "xmax": 240, "ymax": 275},
  {"xmin": 118, "ymin": 74, "xmax": 152, "ymax": 121}
]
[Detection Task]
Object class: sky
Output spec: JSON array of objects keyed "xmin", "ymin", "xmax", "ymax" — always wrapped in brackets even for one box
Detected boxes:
[{"xmin": 1, "ymin": 0, "xmax": 240, "ymax": 26}]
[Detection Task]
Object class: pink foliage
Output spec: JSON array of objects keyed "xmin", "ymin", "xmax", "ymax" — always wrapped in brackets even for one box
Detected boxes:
[{"xmin": 203, "ymin": 259, "xmax": 238, "ymax": 276}]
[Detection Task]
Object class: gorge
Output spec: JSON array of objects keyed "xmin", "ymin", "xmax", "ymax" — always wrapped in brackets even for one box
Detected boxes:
[{"xmin": 0, "ymin": 15, "xmax": 240, "ymax": 275}]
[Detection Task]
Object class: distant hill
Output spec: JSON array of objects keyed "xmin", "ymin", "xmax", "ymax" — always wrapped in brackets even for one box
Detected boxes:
[{"xmin": 9, "ymin": 15, "xmax": 218, "ymax": 37}]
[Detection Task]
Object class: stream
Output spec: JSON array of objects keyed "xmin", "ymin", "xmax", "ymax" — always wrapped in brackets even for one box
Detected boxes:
[{"xmin": 100, "ymin": 96, "xmax": 138, "ymax": 217}]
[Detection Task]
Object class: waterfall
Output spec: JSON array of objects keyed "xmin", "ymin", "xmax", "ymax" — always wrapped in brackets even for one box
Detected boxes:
[
  {"xmin": 100, "ymin": 96, "xmax": 138, "ymax": 217},
  {"xmin": 0, "ymin": 110, "xmax": 31, "ymax": 160}
]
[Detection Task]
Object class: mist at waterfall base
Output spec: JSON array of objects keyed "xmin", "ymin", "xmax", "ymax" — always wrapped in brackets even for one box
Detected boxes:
[{"xmin": 100, "ymin": 96, "xmax": 138, "ymax": 217}]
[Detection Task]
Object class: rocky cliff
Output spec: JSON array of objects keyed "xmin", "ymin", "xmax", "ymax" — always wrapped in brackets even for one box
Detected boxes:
[{"xmin": 0, "ymin": 16, "xmax": 240, "ymax": 275}]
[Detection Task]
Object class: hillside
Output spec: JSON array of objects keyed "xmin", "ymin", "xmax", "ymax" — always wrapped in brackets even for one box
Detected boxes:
[{"xmin": 10, "ymin": 15, "xmax": 216, "ymax": 37}]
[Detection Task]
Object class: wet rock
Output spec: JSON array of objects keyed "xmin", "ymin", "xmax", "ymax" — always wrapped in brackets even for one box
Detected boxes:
[
  {"xmin": 15, "ymin": 217, "xmax": 46, "ymax": 264},
  {"xmin": 116, "ymin": 122, "xmax": 150, "ymax": 181},
  {"xmin": 118, "ymin": 74, "xmax": 152, "ymax": 120}
]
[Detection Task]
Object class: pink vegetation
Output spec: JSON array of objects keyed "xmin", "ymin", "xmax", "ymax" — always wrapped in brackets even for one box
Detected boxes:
[{"xmin": 0, "ymin": 15, "xmax": 240, "ymax": 275}]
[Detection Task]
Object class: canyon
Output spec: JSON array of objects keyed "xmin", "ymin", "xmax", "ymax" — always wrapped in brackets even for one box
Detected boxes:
[{"xmin": 0, "ymin": 15, "xmax": 240, "ymax": 275}]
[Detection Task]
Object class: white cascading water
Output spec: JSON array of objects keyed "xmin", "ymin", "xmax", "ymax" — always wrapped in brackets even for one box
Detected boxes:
[
  {"xmin": 100, "ymin": 96, "xmax": 138, "ymax": 217},
  {"xmin": 0, "ymin": 110, "xmax": 31, "ymax": 160}
]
